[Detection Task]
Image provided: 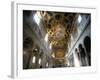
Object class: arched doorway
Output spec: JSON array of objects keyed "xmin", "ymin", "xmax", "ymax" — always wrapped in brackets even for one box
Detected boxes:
[
  {"xmin": 23, "ymin": 37, "xmax": 34, "ymax": 69},
  {"xmin": 84, "ymin": 36, "xmax": 91, "ymax": 66}
]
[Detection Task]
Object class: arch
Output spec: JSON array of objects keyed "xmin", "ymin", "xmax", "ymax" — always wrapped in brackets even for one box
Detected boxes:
[
  {"xmin": 84, "ymin": 36, "xmax": 91, "ymax": 66},
  {"xmin": 23, "ymin": 37, "xmax": 34, "ymax": 49},
  {"xmin": 78, "ymin": 44, "xmax": 87, "ymax": 66},
  {"xmin": 84, "ymin": 36, "xmax": 91, "ymax": 54}
]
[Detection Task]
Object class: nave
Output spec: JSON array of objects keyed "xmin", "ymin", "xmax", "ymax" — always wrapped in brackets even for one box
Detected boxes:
[{"xmin": 23, "ymin": 10, "xmax": 91, "ymax": 69}]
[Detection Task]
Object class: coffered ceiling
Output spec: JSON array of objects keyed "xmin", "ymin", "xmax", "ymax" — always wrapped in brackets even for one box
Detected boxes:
[{"xmin": 39, "ymin": 11, "xmax": 78, "ymax": 65}]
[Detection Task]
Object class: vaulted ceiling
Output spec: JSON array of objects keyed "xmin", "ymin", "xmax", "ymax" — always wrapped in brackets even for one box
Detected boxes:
[{"xmin": 39, "ymin": 11, "xmax": 78, "ymax": 65}]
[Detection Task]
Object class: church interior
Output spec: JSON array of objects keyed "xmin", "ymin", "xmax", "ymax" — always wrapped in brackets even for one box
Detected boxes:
[{"xmin": 23, "ymin": 10, "xmax": 91, "ymax": 69}]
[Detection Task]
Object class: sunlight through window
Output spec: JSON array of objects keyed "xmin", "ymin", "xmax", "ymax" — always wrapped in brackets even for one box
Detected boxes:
[
  {"xmin": 32, "ymin": 56, "xmax": 36, "ymax": 63},
  {"xmin": 38, "ymin": 58, "xmax": 41, "ymax": 64},
  {"xmin": 33, "ymin": 12, "xmax": 41, "ymax": 25},
  {"xmin": 49, "ymin": 43, "xmax": 52, "ymax": 49},
  {"xmin": 44, "ymin": 34, "xmax": 48, "ymax": 42},
  {"xmin": 78, "ymin": 14, "xmax": 82, "ymax": 23}
]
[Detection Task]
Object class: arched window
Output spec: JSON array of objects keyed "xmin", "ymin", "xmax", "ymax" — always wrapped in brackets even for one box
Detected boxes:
[
  {"xmin": 32, "ymin": 56, "xmax": 36, "ymax": 63},
  {"xmin": 38, "ymin": 58, "xmax": 41, "ymax": 64}
]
